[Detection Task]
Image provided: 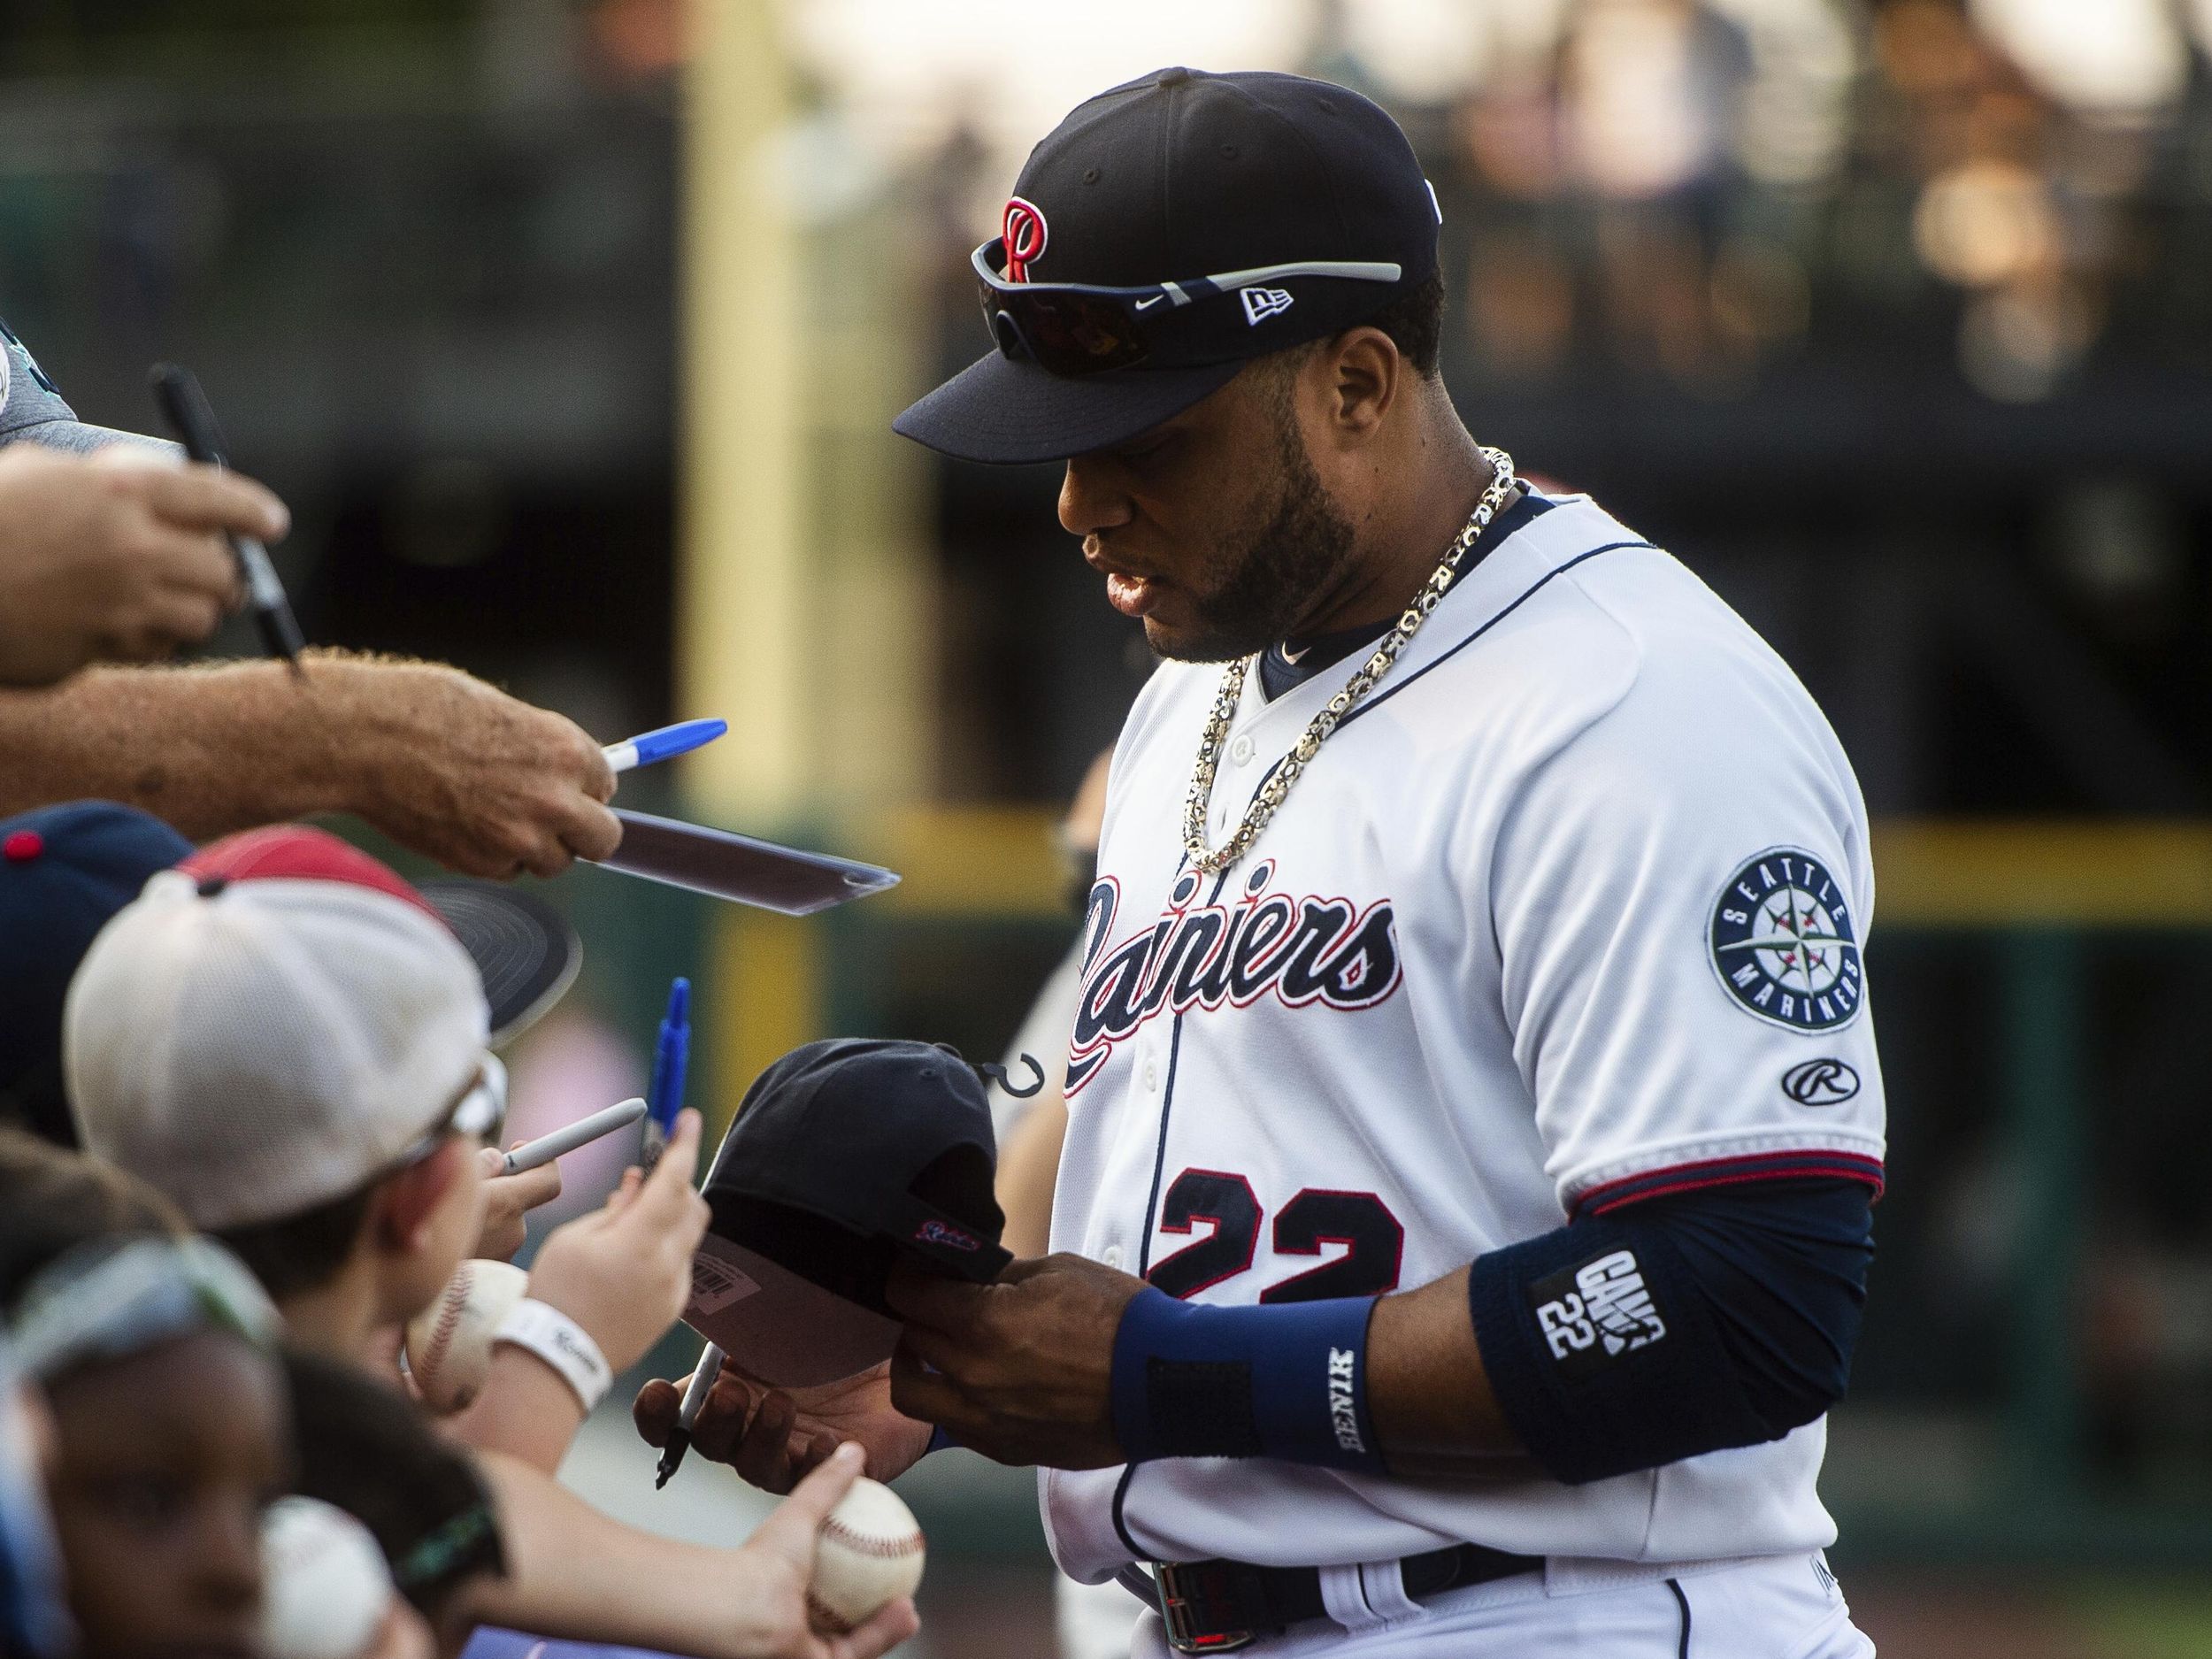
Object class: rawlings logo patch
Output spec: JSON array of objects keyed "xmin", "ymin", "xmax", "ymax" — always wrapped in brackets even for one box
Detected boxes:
[{"xmin": 1781, "ymin": 1057, "xmax": 1861, "ymax": 1106}]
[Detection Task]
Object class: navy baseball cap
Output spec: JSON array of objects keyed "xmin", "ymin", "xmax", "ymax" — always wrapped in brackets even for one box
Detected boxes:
[
  {"xmin": 686, "ymin": 1038, "xmax": 1018, "ymax": 1386},
  {"xmin": 893, "ymin": 66, "xmax": 1442, "ymax": 465},
  {"xmin": 0, "ymin": 803, "xmax": 194, "ymax": 1145},
  {"xmin": 0, "ymin": 319, "xmax": 172, "ymax": 456}
]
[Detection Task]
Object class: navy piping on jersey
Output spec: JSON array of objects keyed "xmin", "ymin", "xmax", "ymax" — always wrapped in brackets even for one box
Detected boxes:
[
  {"xmin": 1108, "ymin": 523, "xmax": 1646, "ymax": 1555},
  {"xmin": 1256, "ymin": 492, "xmax": 1557, "ymax": 703},
  {"xmin": 1112, "ymin": 769, "xmax": 1280, "ymax": 1563},
  {"xmin": 1338, "ymin": 540, "xmax": 1659, "ymax": 732},
  {"xmin": 1669, "ymin": 1578, "xmax": 1692, "ymax": 1658}
]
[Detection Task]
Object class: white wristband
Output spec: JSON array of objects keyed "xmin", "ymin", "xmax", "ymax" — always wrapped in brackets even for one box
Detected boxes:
[{"xmin": 494, "ymin": 1299, "xmax": 613, "ymax": 1415}]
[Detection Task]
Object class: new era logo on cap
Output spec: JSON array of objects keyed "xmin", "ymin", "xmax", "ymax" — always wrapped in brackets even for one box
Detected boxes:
[{"xmin": 1240, "ymin": 286, "xmax": 1294, "ymax": 326}]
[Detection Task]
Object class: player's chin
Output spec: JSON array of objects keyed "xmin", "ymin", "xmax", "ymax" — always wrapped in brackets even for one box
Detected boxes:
[{"xmin": 1142, "ymin": 611, "xmax": 1263, "ymax": 664}]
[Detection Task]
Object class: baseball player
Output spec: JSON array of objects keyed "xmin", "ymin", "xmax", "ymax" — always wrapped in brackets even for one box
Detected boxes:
[{"xmin": 648, "ymin": 67, "xmax": 1884, "ymax": 1657}]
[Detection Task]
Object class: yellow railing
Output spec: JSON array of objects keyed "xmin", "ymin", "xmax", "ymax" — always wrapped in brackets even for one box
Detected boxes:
[
  {"xmin": 1870, "ymin": 820, "xmax": 2212, "ymax": 926},
  {"xmin": 783, "ymin": 810, "xmax": 2212, "ymax": 926},
  {"xmin": 701, "ymin": 812, "xmax": 2212, "ymax": 1094}
]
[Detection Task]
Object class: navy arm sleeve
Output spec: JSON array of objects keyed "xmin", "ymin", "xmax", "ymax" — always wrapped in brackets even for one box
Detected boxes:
[{"xmin": 1466, "ymin": 1178, "xmax": 1873, "ymax": 1486}]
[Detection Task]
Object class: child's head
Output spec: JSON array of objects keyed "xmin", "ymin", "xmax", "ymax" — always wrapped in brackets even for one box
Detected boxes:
[
  {"xmin": 281, "ymin": 1348, "xmax": 505, "ymax": 1644},
  {"xmin": 0, "ymin": 803, "xmax": 193, "ymax": 1149},
  {"xmin": 64, "ymin": 861, "xmax": 498, "ymax": 1342},
  {"xmin": 10, "ymin": 1233, "xmax": 288, "ymax": 1659}
]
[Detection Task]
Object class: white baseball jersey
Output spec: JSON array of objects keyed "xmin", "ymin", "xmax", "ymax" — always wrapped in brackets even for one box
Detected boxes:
[{"xmin": 1043, "ymin": 490, "xmax": 1886, "ymax": 1586}]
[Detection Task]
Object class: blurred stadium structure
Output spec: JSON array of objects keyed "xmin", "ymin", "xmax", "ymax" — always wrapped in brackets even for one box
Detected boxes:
[{"xmin": 10, "ymin": 0, "xmax": 2212, "ymax": 1651}]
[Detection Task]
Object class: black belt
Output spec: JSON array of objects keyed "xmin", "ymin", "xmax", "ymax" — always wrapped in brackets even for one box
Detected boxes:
[{"xmin": 1133, "ymin": 1542, "xmax": 1543, "ymax": 1653}]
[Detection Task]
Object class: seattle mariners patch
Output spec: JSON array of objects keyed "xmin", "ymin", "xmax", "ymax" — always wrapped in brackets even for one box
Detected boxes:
[{"xmin": 1709, "ymin": 849, "xmax": 1863, "ymax": 1033}]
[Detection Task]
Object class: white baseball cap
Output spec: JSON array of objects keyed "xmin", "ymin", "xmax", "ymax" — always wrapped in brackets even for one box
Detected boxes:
[{"xmin": 64, "ymin": 869, "xmax": 492, "ymax": 1230}]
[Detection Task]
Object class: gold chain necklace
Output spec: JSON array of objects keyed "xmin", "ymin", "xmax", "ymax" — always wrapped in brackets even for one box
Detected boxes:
[{"xmin": 1180, "ymin": 447, "xmax": 1520, "ymax": 877}]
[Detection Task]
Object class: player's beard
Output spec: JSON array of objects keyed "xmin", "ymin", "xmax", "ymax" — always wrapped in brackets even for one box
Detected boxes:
[{"xmin": 1148, "ymin": 397, "xmax": 1358, "ymax": 664}]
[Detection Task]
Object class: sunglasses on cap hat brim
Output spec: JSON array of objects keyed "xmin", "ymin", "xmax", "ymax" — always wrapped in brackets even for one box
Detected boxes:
[{"xmin": 972, "ymin": 238, "xmax": 1402, "ymax": 378}]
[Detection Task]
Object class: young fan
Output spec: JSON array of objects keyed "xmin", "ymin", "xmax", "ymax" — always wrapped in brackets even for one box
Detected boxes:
[
  {"xmin": 9, "ymin": 1233, "xmax": 294, "ymax": 1659},
  {"xmin": 0, "ymin": 1132, "xmax": 439, "ymax": 1659},
  {"xmin": 65, "ymin": 856, "xmax": 918, "ymax": 1659},
  {"xmin": 283, "ymin": 1349, "xmax": 509, "ymax": 1649}
]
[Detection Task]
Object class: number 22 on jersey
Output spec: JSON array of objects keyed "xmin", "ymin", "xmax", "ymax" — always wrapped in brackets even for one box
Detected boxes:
[{"xmin": 1146, "ymin": 1170, "xmax": 1405, "ymax": 1303}]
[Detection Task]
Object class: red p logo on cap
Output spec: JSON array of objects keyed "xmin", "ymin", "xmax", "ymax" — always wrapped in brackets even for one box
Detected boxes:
[{"xmin": 1002, "ymin": 196, "xmax": 1047, "ymax": 282}]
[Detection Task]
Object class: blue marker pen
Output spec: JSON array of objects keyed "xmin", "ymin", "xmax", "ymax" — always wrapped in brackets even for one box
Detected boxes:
[
  {"xmin": 639, "ymin": 977, "xmax": 690, "ymax": 1174},
  {"xmin": 602, "ymin": 718, "xmax": 728, "ymax": 775}
]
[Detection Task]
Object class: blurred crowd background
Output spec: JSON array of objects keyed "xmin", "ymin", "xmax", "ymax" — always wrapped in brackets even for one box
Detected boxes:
[{"xmin": 8, "ymin": 0, "xmax": 2212, "ymax": 1652}]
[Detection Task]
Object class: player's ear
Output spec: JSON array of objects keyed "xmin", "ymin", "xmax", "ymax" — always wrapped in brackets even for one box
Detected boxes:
[
  {"xmin": 1319, "ymin": 326, "xmax": 1401, "ymax": 448},
  {"xmin": 375, "ymin": 1138, "xmax": 469, "ymax": 1253}
]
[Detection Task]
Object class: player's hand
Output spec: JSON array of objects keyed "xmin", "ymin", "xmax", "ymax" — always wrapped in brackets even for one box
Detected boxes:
[
  {"xmin": 724, "ymin": 1443, "xmax": 920, "ymax": 1659},
  {"xmin": 633, "ymin": 1358, "xmax": 933, "ymax": 1494},
  {"xmin": 325, "ymin": 656, "xmax": 621, "ymax": 878},
  {"xmin": 472, "ymin": 1146, "xmax": 564, "ymax": 1262},
  {"xmin": 522, "ymin": 1110, "xmax": 709, "ymax": 1375},
  {"xmin": 884, "ymin": 1253, "xmax": 1143, "ymax": 1470},
  {"xmin": 0, "ymin": 444, "xmax": 284, "ymax": 687}
]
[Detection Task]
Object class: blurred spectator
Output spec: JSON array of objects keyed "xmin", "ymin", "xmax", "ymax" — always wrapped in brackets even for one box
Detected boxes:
[
  {"xmin": 0, "ymin": 1336, "xmax": 70, "ymax": 1659},
  {"xmin": 0, "ymin": 805, "xmax": 586, "ymax": 1293},
  {"xmin": 0, "ymin": 445, "xmax": 281, "ymax": 688},
  {"xmin": 10, "ymin": 1241, "xmax": 296, "ymax": 1659},
  {"xmin": 1564, "ymin": 0, "xmax": 1754, "ymax": 379},
  {"xmin": 0, "ymin": 311, "xmax": 619, "ymax": 879},
  {"xmin": 0, "ymin": 1153, "xmax": 287, "ymax": 1659},
  {"xmin": 0, "ymin": 803, "xmax": 193, "ymax": 1149},
  {"xmin": 58, "ymin": 841, "xmax": 912, "ymax": 1659},
  {"xmin": 282, "ymin": 1348, "xmax": 510, "ymax": 1649},
  {"xmin": 0, "ymin": 320, "xmax": 272, "ymax": 683},
  {"xmin": 0, "ymin": 1141, "xmax": 433, "ymax": 1659},
  {"xmin": 0, "ymin": 648, "xmax": 622, "ymax": 881}
]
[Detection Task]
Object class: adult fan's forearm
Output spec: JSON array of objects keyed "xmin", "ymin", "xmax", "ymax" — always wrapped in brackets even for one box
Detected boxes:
[{"xmin": 0, "ymin": 658, "xmax": 349, "ymax": 837}]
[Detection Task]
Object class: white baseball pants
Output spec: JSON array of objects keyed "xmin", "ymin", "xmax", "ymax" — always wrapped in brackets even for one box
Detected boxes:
[{"xmin": 1124, "ymin": 1550, "xmax": 1874, "ymax": 1658}]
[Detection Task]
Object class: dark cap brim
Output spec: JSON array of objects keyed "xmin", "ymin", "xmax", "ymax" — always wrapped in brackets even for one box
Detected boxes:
[
  {"xmin": 416, "ymin": 880, "xmax": 581, "ymax": 1048},
  {"xmin": 682, "ymin": 1236, "xmax": 903, "ymax": 1387},
  {"xmin": 893, "ymin": 348, "xmax": 1242, "ymax": 465}
]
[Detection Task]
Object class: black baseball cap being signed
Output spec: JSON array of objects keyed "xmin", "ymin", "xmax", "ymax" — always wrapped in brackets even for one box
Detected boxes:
[
  {"xmin": 684, "ymin": 1038, "xmax": 1018, "ymax": 1386},
  {"xmin": 893, "ymin": 66, "xmax": 1442, "ymax": 466}
]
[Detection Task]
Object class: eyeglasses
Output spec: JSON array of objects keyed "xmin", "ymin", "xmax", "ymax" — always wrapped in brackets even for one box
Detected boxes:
[
  {"xmin": 9, "ymin": 1236, "xmax": 280, "ymax": 1380},
  {"xmin": 394, "ymin": 1053, "xmax": 507, "ymax": 1170},
  {"xmin": 973, "ymin": 238, "xmax": 1402, "ymax": 377}
]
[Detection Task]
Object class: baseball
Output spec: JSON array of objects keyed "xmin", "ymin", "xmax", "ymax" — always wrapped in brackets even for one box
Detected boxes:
[
  {"xmin": 807, "ymin": 1478, "xmax": 926, "ymax": 1634},
  {"xmin": 403, "ymin": 1257, "xmax": 529, "ymax": 1413},
  {"xmin": 257, "ymin": 1495, "xmax": 393, "ymax": 1659}
]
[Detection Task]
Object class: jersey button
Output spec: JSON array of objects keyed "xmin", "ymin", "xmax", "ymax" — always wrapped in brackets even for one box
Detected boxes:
[
  {"xmin": 1230, "ymin": 733, "xmax": 1255, "ymax": 764},
  {"xmin": 1141, "ymin": 1056, "xmax": 1160, "ymax": 1091},
  {"xmin": 1102, "ymin": 1244, "xmax": 1125, "ymax": 1271}
]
